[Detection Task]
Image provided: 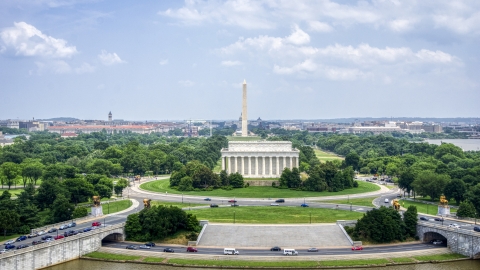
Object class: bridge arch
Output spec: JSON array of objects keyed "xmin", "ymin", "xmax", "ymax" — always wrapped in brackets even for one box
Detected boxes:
[
  {"xmin": 102, "ymin": 232, "xmax": 124, "ymax": 242},
  {"xmin": 423, "ymin": 231, "xmax": 448, "ymax": 245}
]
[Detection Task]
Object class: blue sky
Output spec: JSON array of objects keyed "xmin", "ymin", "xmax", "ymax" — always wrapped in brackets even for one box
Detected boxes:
[{"xmin": 1, "ymin": 0, "xmax": 479, "ymax": 121}]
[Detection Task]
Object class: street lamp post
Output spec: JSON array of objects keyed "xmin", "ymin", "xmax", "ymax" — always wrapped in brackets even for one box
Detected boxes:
[{"xmin": 107, "ymin": 202, "xmax": 110, "ymax": 215}]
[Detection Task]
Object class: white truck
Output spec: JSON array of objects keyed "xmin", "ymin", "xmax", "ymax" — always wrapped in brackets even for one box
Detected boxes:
[
  {"xmin": 224, "ymin": 248, "xmax": 239, "ymax": 255},
  {"xmin": 283, "ymin": 249, "xmax": 298, "ymax": 255}
]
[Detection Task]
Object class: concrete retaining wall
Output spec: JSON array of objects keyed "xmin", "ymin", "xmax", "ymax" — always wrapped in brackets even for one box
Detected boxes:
[
  {"xmin": 244, "ymin": 180, "xmax": 279, "ymax": 186},
  {"xmin": 0, "ymin": 223, "xmax": 125, "ymax": 270}
]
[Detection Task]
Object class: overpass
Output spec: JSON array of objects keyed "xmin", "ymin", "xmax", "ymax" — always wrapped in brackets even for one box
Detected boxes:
[
  {"xmin": 0, "ymin": 223, "xmax": 125, "ymax": 270},
  {"xmin": 417, "ymin": 221, "xmax": 480, "ymax": 258}
]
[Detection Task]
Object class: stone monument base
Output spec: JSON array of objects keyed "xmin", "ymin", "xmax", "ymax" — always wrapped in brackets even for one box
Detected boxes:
[
  {"xmin": 437, "ymin": 205, "xmax": 450, "ymax": 216},
  {"xmin": 91, "ymin": 206, "xmax": 103, "ymax": 217}
]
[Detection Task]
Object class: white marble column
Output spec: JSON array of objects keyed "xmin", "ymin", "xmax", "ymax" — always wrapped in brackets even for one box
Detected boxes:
[
  {"xmin": 262, "ymin": 157, "xmax": 265, "ymax": 176},
  {"xmin": 241, "ymin": 156, "xmax": 245, "ymax": 175},
  {"xmin": 269, "ymin": 157, "xmax": 273, "ymax": 176},
  {"xmin": 248, "ymin": 157, "xmax": 252, "ymax": 176},
  {"xmin": 290, "ymin": 156, "xmax": 293, "ymax": 169},
  {"xmin": 276, "ymin": 156, "xmax": 280, "ymax": 176},
  {"xmin": 255, "ymin": 156, "xmax": 258, "ymax": 177},
  {"xmin": 234, "ymin": 157, "xmax": 237, "ymax": 173},
  {"xmin": 227, "ymin": 156, "xmax": 231, "ymax": 173},
  {"xmin": 222, "ymin": 157, "xmax": 225, "ymax": 171}
]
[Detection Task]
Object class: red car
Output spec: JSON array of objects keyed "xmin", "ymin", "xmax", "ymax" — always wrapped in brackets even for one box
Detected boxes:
[
  {"xmin": 228, "ymin": 199, "xmax": 237, "ymax": 203},
  {"xmin": 186, "ymin": 247, "xmax": 198, "ymax": 252},
  {"xmin": 54, "ymin": 235, "xmax": 64, "ymax": 240},
  {"xmin": 351, "ymin": 246, "xmax": 363, "ymax": 251},
  {"xmin": 92, "ymin": 221, "xmax": 101, "ymax": 227}
]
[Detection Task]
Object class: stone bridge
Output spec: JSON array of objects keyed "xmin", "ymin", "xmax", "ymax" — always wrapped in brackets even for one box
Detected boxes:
[
  {"xmin": 0, "ymin": 223, "xmax": 125, "ymax": 270},
  {"xmin": 417, "ymin": 221, "xmax": 480, "ymax": 258}
]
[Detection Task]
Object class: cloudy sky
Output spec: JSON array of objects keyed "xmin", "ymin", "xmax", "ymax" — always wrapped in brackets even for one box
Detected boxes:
[{"xmin": 1, "ymin": 0, "xmax": 479, "ymax": 121}]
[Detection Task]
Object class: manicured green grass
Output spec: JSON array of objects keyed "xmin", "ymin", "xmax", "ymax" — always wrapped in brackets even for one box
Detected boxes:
[
  {"xmin": 390, "ymin": 257, "xmax": 415, "ymax": 263},
  {"xmin": 323, "ymin": 197, "xmax": 376, "ymax": 207},
  {"xmin": 151, "ymin": 200, "xmax": 207, "ymax": 209},
  {"xmin": 140, "ymin": 179, "xmax": 380, "ymax": 198},
  {"xmin": 413, "ymin": 253, "xmax": 467, "ymax": 261},
  {"xmin": 319, "ymin": 259, "xmax": 389, "ymax": 266},
  {"xmin": 143, "ymin": 257, "xmax": 165, "ymax": 263},
  {"xmin": 168, "ymin": 258, "xmax": 319, "ymax": 267},
  {"xmin": 188, "ymin": 206, "xmax": 363, "ymax": 223},
  {"xmin": 84, "ymin": 251, "xmax": 141, "ymax": 261},
  {"xmin": 87, "ymin": 200, "xmax": 132, "ymax": 215},
  {"xmin": 0, "ymin": 188, "xmax": 25, "ymax": 196},
  {"xmin": 314, "ymin": 149, "xmax": 344, "ymax": 163},
  {"xmin": 227, "ymin": 136, "xmax": 262, "ymax": 141},
  {"xmin": 401, "ymin": 200, "xmax": 457, "ymax": 214}
]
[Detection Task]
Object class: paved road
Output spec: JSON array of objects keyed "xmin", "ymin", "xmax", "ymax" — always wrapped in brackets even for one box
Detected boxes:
[{"xmin": 102, "ymin": 241, "xmax": 446, "ymax": 256}]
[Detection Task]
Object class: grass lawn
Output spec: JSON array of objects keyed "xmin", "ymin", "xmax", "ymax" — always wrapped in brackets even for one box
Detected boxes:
[
  {"xmin": 143, "ymin": 257, "xmax": 165, "ymax": 263},
  {"xmin": 319, "ymin": 259, "xmax": 389, "ymax": 266},
  {"xmin": 227, "ymin": 136, "xmax": 262, "ymax": 141},
  {"xmin": 401, "ymin": 199, "xmax": 457, "ymax": 214},
  {"xmin": 390, "ymin": 257, "xmax": 415, "ymax": 263},
  {"xmin": 88, "ymin": 200, "xmax": 132, "ymax": 215},
  {"xmin": 188, "ymin": 206, "xmax": 363, "ymax": 223},
  {"xmin": 323, "ymin": 197, "xmax": 376, "ymax": 207},
  {"xmin": 140, "ymin": 179, "xmax": 380, "ymax": 198},
  {"xmin": 314, "ymin": 149, "xmax": 344, "ymax": 163},
  {"xmin": 413, "ymin": 253, "xmax": 467, "ymax": 261},
  {"xmin": 168, "ymin": 258, "xmax": 319, "ymax": 267},
  {"xmin": 84, "ymin": 251, "xmax": 140, "ymax": 261},
  {"xmin": 0, "ymin": 188, "xmax": 25, "ymax": 197},
  {"xmin": 151, "ymin": 200, "xmax": 207, "ymax": 209}
]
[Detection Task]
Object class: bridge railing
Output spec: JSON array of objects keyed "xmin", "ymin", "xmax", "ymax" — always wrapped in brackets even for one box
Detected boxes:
[
  {"xmin": 0, "ymin": 222, "xmax": 125, "ymax": 259},
  {"xmin": 418, "ymin": 221, "xmax": 480, "ymax": 237}
]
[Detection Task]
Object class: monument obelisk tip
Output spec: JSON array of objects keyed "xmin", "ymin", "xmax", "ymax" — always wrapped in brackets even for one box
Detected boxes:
[{"xmin": 243, "ymin": 79, "xmax": 246, "ymax": 84}]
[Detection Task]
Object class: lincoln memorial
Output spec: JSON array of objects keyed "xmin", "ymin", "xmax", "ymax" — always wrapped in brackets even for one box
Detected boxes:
[{"xmin": 221, "ymin": 141, "xmax": 300, "ymax": 178}]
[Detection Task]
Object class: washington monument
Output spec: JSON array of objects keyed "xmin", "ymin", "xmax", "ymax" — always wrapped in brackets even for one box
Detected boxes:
[{"xmin": 242, "ymin": 80, "xmax": 248, "ymax": 137}]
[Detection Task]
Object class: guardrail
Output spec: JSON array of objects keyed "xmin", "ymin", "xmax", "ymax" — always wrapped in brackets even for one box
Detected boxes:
[
  {"xmin": 418, "ymin": 221, "xmax": 480, "ymax": 237},
  {"xmin": 0, "ymin": 222, "xmax": 125, "ymax": 259},
  {"xmin": 27, "ymin": 200, "xmax": 130, "ymax": 235},
  {"xmin": 196, "ymin": 224, "xmax": 208, "ymax": 246}
]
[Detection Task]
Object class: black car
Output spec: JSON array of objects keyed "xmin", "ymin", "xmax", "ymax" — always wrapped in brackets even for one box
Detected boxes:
[
  {"xmin": 420, "ymin": 217, "xmax": 428, "ymax": 221},
  {"xmin": 163, "ymin": 248, "xmax": 175, "ymax": 253},
  {"xmin": 275, "ymin": 199, "xmax": 285, "ymax": 203},
  {"xmin": 32, "ymin": 240, "xmax": 44, "ymax": 245},
  {"xmin": 145, "ymin": 242, "xmax": 156, "ymax": 247},
  {"xmin": 270, "ymin": 246, "xmax": 282, "ymax": 251},
  {"xmin": 210, "ymin": 204, "xmax": 219, "ymax": 208},
  {"xmin": 126, "ymin": 245, "xmax": 137, "ymax": 250},
  {"xmin": 41, "ymin": 235, "xmax": 53, "ymax": 241},
  {"xmin": 474, "ymin": 226, "xmax": 480, "ymax": 232},
  {"xmin": 64, "ymin": 230, "xmax": 76, "ymax": 237},
  {"xmin": 16, "ymin": 244, "xmax": 28, "ymax": 249},
  {"xmin": 47, "ymin": 228, "xmax": 57, "ymax": 233},
  {"xmin": 434, "ymin": 217, "xmax": 444, "ymax": 222}
]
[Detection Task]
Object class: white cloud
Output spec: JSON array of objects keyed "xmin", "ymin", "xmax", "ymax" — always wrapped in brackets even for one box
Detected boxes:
[
  {"xmin": 273, "ymin": 59, "xmax": 317, "ymax": 75},
  {"xmin": 389, "ymin": 19, "xmax": 415, "ymax": 32},
  {"xmin": 0, "ymin": 22, "xmax": 77, "ymax": 58},
  {"xmin": 75, "ymin": 62, "xmax": 96, "ymax": 74},
  {"xmin": 34, "ymin": 60, "xmax": 72, "ymax": 74},
  {"xmin": 308, "ymin": 21, "xmax": 333, "ymax": 32},
  {"xmin": 159, "ymin": 59, "xmax": 168, "ymax": 65},
  {"xmin": 98, "ymin": 50, "xmax": 125, "ymax": 66},
  {"xmin": 178, "ymin": 80, "xmax": 194, "ymax": 87},
  {"xmin": 221, "ymin": 60, "xmax": 242, "ymax": 66},
  {"xmin": 285, "ymin": 25, "xmax": 310, "ymax": 45}
]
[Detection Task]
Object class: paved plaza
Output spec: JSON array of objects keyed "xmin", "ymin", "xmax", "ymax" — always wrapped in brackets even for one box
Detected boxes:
[{"xmin": 197, "ymin": 223, "xmax": 351, "ymax": 248}]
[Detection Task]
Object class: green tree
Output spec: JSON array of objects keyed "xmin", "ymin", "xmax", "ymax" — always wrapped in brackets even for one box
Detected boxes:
[
  {"xmin": 398, "ymin": 169, "xmax": 415, "ymax": 197},
  {"xmin": 72, "ymin": 207, "xmax": 88, "ymax": 218},
  {"xmin": 279, "ymin": 168, "xmax": 292, "ymax": 188},
  {"xmin": 22, "ymin": 161, "xmax": 44, "ymax": 186},
  {"xmin": 456, "ymin": 201, "xmax": 476, "ymax": 218},
  {"xmin": 228, "ymin": 172, "xmax": 244, "ymax": 188},
  {"xmin": 403, "ymin": 206, "xmax": 418, "ymax": 237},
  {"xmin": 443, "ymin": 179, "xmax": 466, "ymax": 204},
  {"xmin": 0, "ymin": 210, "xmax": 20, "ymax": 239},
  {"xmin": 353, "ymin": 206, "xmax": 405, "ymax": 243},
  {"xmin": 114, "ymin": 178, "xmax": 129, "ymax": 196},
  {"xmin": 35, "ymin": 179, "xmax": 69, "ymax": 210},
  {"xmin": 0, "ymin": 162, "xmax": 20, "ymax": 189},
  {"xmin": 64, "ymin": 178, "xmax": 95, "ymax": 205},
  {"xmin": 178, "ymin": 176, "xmax": 194, "ymax": 191},
  {"xmin": 466, "ymin": 184, "xmax": 480, "ymax": 217},
  {"xmin": 95, "ymin": 184, "xmax": 112, "ymax": 199},
  {"xmin": 345, "ymin": 152, "xmax": 360, "ymax": 171},
  {"xmin": 220, "ymin": 170, "xmax": 229, "ymax": 186},
  {"xmin": 412, "ymin": 171, "xmax": 450, "ymax": 201},
  {"xmin": 51, "ymin": 194, "xmax": 74, "ymax": 223},
  {"xmin": 125, "ymin": 213, "xmax": 143, "ymax": 240}
]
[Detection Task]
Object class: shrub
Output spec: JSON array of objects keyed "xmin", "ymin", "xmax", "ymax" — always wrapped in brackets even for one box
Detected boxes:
[
  {"xmin": 353, "ymin": 181, "xmax": 359, "ymax": 188},
  {"xmin": 272, "ymin": 182, "xmax": 276, "ymax": 187},
  {"xmin": 73, "ymin": 207, "xmax": 88, "ymax": 218}
]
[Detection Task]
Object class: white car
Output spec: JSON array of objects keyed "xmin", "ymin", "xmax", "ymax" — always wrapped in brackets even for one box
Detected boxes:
[
  {"xmin": 4, "ymin": 240, "xmax": 14, "ymax": 245},
  {"xmin": 45, "ymin": 238, "xmax": 53, "ymax": 243},
  {"xmin": 270, "ymin": 203, "xmax": 279, "ymax": 206},
  {"xmin": 37, "ymin": 231, "xmax": 46, "ymax": 236},
  {"xmin": 139, "ymin": 245, "xmax": 151, "ymax": 249},
  {"xmin": 0, "ymin": 249, "xmax": 8, "ymax": 254},
  {"xmin": 448, "ymin": 224, "xmax": 460, "ymax": 228},
  {"xmin": 432, "ymin": 240, "xmax": 443, "ymax": 245}
]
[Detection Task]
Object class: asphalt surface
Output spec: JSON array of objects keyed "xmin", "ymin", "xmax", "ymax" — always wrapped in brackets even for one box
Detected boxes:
[{"xmin": 102, "ymin": 241, "xmax": 447, "ymax": 256}]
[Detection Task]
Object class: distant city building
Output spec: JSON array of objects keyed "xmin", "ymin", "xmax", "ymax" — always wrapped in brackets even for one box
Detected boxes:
[
  {"xmin": 108, "ymin": 111, "xmax": 112, "ymax": 121},
  {"xmin": 60, "ymin": 132, "xmax": 79, "ymax": 138},
  {"xmin": 0, "ymin": 120, "xmax": 19, "ymax": 129},
  {"xmin": 48, "ymin": 125, "xmax": 162, "ymax": 134},
  {"xmin": 0, "ymin": 132, "xmax": 14, "ymax": 147}
]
